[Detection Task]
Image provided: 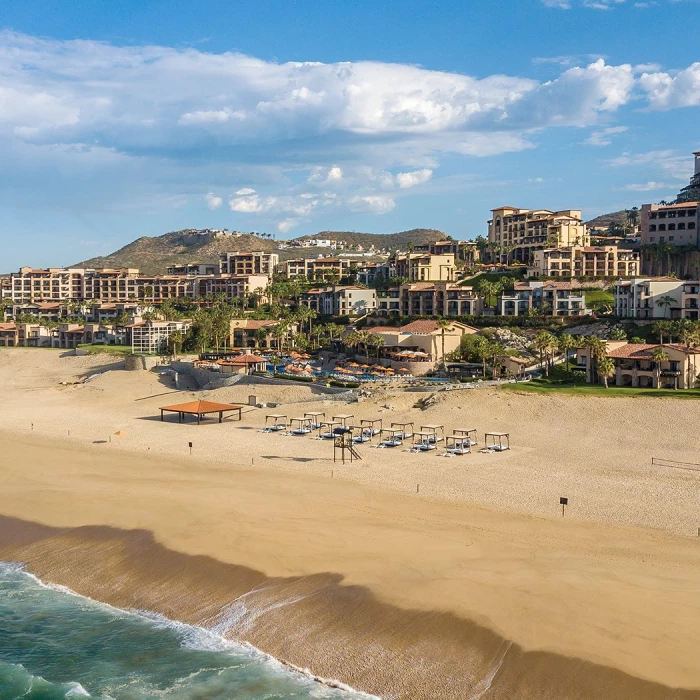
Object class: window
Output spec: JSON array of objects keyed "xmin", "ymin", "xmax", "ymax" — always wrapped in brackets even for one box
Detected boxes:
[
  {"xmin": 650, "ymin": 237, "xmax": 656, "ymax": 242},
  {"xmin": 690, "ymin": 222, "xmax": 696, "ymax": 230},
  {"xmin": 650, "ymin": 212, "xmax": 658, "ymax": 219},
  {"xmin": 659, "ymin": 224, "xmax": 666, "ymax": 231},
  {"xmin": 649, "ymin": 225, "xmax": 657, "ymax": 232},
  {"xmin": 679, "ymin": 223, "xmax": 686, "ymax": 230},
  {"xmin": 669, "ymin": 236, "xmax": 675, "ymax": 241},
  {"xmin": 669, "ymin": 224, "xmax": 676, "ymax": 230}
]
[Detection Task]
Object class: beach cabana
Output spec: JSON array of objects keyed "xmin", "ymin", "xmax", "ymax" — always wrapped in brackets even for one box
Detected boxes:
[
  {"xmin": 318, "ymin": 420, "xmax": 342, "ymax": 439},
  {"xmin": 445, "ymin": 435, "xmax": 470, "ymax": 456},
  {"xmin": 411, "ymin": 432, "xmax": 437, "ymax": 452},
  {"xmin": 377, "ymin": 428, "xmax": 404, "ymax": 448},
  {"xmin": 452, "ymin": 428, "xmax": 478, "ymax": 447},
  {"xmin": 304, "ymin": 411, "xmax": 325, "ymax": 429},
  {"xmin": 485, "ymin": 432, "xmax": 510, "ymax": 451},
  {"xmin": 420, "ymin": 424, "xmax": 445, "ymax": 443},
  {"xmin": 391, "ymin": 421, "xmax": 414, "ymax": 439},
  {"xmin": 265, "ymin": 414, "xmax": 288, "ymax": 431},
  {"xmin": 360, "ymin": 418, "xmax": 382, "ymax": 436},
  {"xmin": 332, "ymin": 413, "xmax": 354, "ymax": 427},
  {"xmin": 160, "ymin": 400, "xmax": 243, "ymax": 424},
  {"xmin": 289, "ymin": 417, "xmax": 313, "ymax": 435}
]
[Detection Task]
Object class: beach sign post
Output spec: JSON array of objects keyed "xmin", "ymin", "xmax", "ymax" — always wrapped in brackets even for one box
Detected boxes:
[
  {"xmin": 188, "ymin": 441, "xmax": 193, "ymax": 456},
  {"xmin": 560, "ymin": 496, "xmax": 568, "ymax": 517}
]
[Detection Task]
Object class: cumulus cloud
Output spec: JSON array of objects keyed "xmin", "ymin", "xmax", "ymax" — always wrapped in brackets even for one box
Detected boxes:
[
  {"xmin": 308, "ymin": 165, "xmax": 343, "ymax": 183},
  {"xmin": 348, "ymin": 195, "xmax": 396, "ymax": 214},
  {"xmin": 608, "ymin": 150, "xmax": 692, "ymax": 180},
  {"xmin": 396, "ymin": 168, "xmax": 433, "ymax": 188},
  {"xmin": 204, "ymin": 192, "xmax": 222, "ymax": 210},
  {"xmin": 584, "ymin": 125, "xmax": 628, "ymax": 146},
  {"xmin": 639, "ymin": 63, "xmax": 700, "ymax": 109}
]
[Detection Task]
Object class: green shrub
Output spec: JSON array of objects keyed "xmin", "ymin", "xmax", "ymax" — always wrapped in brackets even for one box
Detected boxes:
[{"xmin": 273, "ymin": 373, "xmax": 314, "ymax": 383}]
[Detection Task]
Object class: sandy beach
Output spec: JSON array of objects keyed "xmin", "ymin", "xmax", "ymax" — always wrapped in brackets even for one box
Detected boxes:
[{"xmin": 1, "ymin": 348, "xmax": 700, "ymax": 698}]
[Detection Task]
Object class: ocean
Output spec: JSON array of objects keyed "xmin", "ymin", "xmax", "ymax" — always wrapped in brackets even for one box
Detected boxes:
[{"xmin": 0, "ymin": 563, "xmax": 376, "ymax": 700}]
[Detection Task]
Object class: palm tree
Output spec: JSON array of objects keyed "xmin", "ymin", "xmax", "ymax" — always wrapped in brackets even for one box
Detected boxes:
[
  {"xmin": 557, "ymin": 333, "xmax": 577, "ymax": 375},
  {"xmin": 652, "ymin": 320, "xmax": 672, "ymax": 344},
  {"xmin": 436, "ymin": 318, "xmax": 451, "ymax": 366},
  {"xmin": 367, "ymin": 333, "xmax": 385, "ymax": 361},
  {"xmin": 532, "ymin": 329, "xmax": 556, "ymax": 376},
  {"xmin": 656, "ymin": 295, "xmax": 675, "ymax": 319},
  {"xmin": 650, "ymin": 347, "xmax": 669, "ymax": 388},
  {"xmin": 596, "ymin": 357, "xmax": 616, "ymax": 389}
]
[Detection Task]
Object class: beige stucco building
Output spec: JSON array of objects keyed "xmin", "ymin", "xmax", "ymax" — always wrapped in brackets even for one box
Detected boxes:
[
  {"xmin": 529, "ymin": 245, "xmax": 639, "ymax": 278},
  {"xmin": 640, "ymin": 202, "xmax": 698, "ymax": 247},
  {"xmin": 488, "ymin": 207, "xmax": 589, "ymax": 263},
  {"xmin": 399, "ymin": 282, "xmax": 483, "ymax": 317},
  {"xmin": 576, "ymin": 340, "xmax": 700, "ymax": 390},
  {"xmin": 393, "ymin": 253, "xmax": 456, "ymax": 282}
]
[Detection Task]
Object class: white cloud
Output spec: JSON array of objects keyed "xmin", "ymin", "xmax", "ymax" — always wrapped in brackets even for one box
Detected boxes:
[
  {"xmin": 348, "ymin": 195, "xmax": 396, "ymax": 214},
  {"xmin": 277, "ymin": 218, "xmax": 299, "ymax": 233},
  {"xmin": 608, "ymin": 150, "xmax": 692, "ymax": 180},
  {"xmin": 584, "ymin": 125, "xmax": 628, "ymax": 146},
  {"xmin": 204, "ymin": 192, "xmax": 222, "ymax": 210},
  {"xmin": 235, "ymin": 187, "xmax": 256, "ymax": 195},
  {"xmin": 308, "ymin": 165, "xmax": 343, "ymax": 184},
  {"xmin": 541, "ymin": 0, "xmax": 572, "ymax": 7},
  {"xmin": 623, "ymin": 181, "xmax": 674, "ymax": 191},
  {"xmin": 396, "ymin": 168, "xmax": 433, "ymax": 188},
  {"xmin": 639, "ymin": 63, "xmax": 700, "ymax": 109}
]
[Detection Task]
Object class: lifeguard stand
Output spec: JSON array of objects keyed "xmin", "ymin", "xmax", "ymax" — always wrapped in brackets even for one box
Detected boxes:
[{"xmin": 334, "ymin": 431, "xmax": 362, "ymax": 464}]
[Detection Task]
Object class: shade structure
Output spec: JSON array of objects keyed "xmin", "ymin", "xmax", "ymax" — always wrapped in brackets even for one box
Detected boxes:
[{"xmin": 160, "ymin": 400, "xmax": 243, "ymax": 424}]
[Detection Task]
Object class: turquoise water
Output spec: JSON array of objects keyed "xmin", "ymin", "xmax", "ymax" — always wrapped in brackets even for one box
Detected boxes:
[{"xmin": 0, "ymin": 563, "xmax": 375, "ymax": 700}]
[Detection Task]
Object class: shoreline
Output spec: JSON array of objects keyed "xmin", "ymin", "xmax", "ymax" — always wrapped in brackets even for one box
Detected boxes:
[
  {"xmin": 2, "ymin": 432, "xmax": 700, "ymax": 698},
  {"xmin": 1, "ymin": 515, "xmax": 698, "ymax": 700}
]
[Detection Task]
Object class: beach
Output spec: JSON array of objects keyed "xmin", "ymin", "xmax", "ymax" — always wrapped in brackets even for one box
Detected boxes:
[{"xmin": 1, "ymin": 348, "xmax": 700, "ymax": 698}]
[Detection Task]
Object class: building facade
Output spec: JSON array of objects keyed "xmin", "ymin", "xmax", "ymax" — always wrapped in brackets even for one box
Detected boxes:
[
  {"xmin": 301, "ymin": 286, "xmax": 377, "ymax": 316},
  {"xmin": 576, "ymin": 340, "xmax": 700, "ymax": 390},
  {"xmin": 279, "ymin": 257, "xmax": 351, "ymax": 281},
  {"xmin": 529, "ymin": 245, "xmax": 640, "ymax": 278},
  {"xmin": 488, "ymin": 207, "xmax": 589, "ymax": 263},
  {"xmin": 130, "ymin": 320, "xmax": 192, "ymax": 355},
  {"xmin": 499, "ymin": 281, "xmax": 590, "ymax": 317},
  {"xmin": 393, "ymin": 253, "xmax": 456, "ymax": 282},
  {"xmin": 640, "ymin": 202, "xmax": 698, "ymax": 247},
  {"xmin": 399, "ymin": 282, "xmax": 483, "ymax": 317},
  {"xmin": 219, "ymin": 251, "xmax": 279, "ymax": 275},
  {"xmin": 614, "ymin": 277, "xmax": 685, "ymax": 319}
]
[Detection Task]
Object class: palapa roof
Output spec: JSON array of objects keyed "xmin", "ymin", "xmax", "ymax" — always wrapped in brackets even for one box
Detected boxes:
[{"xmin": 160, "ymin": 400, "xmax": 243, "ymax": 414}]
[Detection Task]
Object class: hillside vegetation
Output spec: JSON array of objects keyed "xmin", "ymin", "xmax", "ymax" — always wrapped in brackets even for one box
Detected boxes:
[{"xmin": 74, "ymin": 228, "xmax": 444, "ymax": 275}]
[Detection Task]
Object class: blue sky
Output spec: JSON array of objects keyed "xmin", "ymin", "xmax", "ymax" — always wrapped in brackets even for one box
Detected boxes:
[{"xmin": 1, "ymin": 0, "xmax": 699, "ymax": 271}]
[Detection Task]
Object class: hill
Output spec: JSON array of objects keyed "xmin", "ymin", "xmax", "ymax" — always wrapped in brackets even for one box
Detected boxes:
[
  {"xmin": 296, "ymin": 228, "xmax": 445, "ymax": 250},
  {"xmin": 585, "ymin": 210, "xmax": 629, "ymax": 231},
  {"xmin": 74, "ymin": 228, "xmax": 445, "ymax": 275}
]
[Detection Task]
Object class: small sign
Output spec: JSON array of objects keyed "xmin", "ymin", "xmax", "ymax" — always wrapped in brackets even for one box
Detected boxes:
[
  {"xmin": 188, "ymin": 442, "xmax": 193, "ymax": 448},
  {"xmin": 560, "ymin": 497, "xmax": 568, "ymax": 505}
]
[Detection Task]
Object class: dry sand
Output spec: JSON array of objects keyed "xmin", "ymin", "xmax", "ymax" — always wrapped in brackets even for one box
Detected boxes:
[{"xmin": 1, "ymin": 348, "xmax": 700, "ymax": 698}]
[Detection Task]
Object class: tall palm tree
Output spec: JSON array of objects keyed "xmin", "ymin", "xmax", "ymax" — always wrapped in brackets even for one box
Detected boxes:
[
  {"xmin": 436, "ymin": 318, "xmax": 452, "ymax": 366},
  {"xmin": 596, "ymin": 357, "xmax": 616, "ymax": 389},
  {"xmin": 557, "ymin": 333, "xmax": 577, "ymax": 376},
  {"xmin": 532, "ymin": 329, "xmax": 556, "ymax": 376},
  {"xmin": 650, "ymin": 347, "xmax": 669, "ymax": 388}
]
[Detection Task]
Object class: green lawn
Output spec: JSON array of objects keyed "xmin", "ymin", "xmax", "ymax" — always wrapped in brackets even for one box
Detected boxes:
[
  {"xmin": 77, "ymin": 344, "xmax": 134, "ymax": 355},
  {"xmin": 583, "ymin": 288, "xmax": 614, "ymax": 311},
  {"xmin": 502, "ymin": 361, "xmax": 700, "ymax": 398}
]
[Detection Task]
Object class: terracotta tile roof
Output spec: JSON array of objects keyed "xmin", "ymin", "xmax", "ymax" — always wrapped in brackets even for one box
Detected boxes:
[
  {"xmin": 368, "ymin": 326, "xmax": 397, "ymax": 334},
  {"xmin": 651, "ymin": 202, "xmax": 698, "ymax": 209},
  {"xmin": 242, "ymin": 320, "xmax": 278, "ymax": 330},
  {"xmin": 0, "ymin": 323, "xmax": 17, "ymax": 331},
  {"xmin": 399, "ymin": 320, "xmax": 441, "ymax": 334},
  {"xmin": 607, "ymin": 343, "xmax": 661, "ymax": 358},
  {"xmin": 221, "ymin": 354, "xmax": 267, "ymax": 365}
]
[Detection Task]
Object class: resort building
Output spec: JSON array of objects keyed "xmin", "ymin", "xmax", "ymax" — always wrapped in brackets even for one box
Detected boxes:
[
  {"xmin": 279, "ymin": 257, "xmax": 351, "ymax": 281},
  {"xmin": 301, "ymin": 286, "xmax": 377, "ymax": 316},
  {"xmin": 576, "ymin": 340, "xmax": 700, "ymax": 389},
  {"xmin": 399, "ymin": 282, "xmax": 484, "ymax": 317},
  {"xmin": 363, "ymin": 320, "xmax": 478, "ymax": 374},
  {"xmin": 228, "ymin": 318, "xmax": 298, "ymax": 349},
  {"xmin": 528, "ymin": 245, "xmax": 640, "ymax": 278},
  {"xmin": 6, "ymin": 266, "xmax": 271, "ymax": 304},
  {"xmin": 166, "ymin": 263, "xmax": 218, "ymax": 275},
  {"xmin": 356, "ymin": 261, "xmax": 394, "ymax": 286},
  {"xmin": 218, "ymin": 251, "xmax": 279, "ymax": 276},
  {"xmin": 640, "ymin": 202, "xmax": 698, "ymax": 246},
  {"xmin": 377, "ymin": 288, "xmax": 401, "ymax": 316},
  {"xmin": 499, "ymin": 281, "xmax": 590, "ymax": 317},
  {"xmin": 130, "ymin": 320, "xmax": 192, "ymax": 355},
  {"xmin": 614, "ymin": 277, "xmax": 686, "ymax": 319},
  {"xmin": 393, "ymin": 252, "xmax": 456, "ymax": 282},
  {"xmin": 488, "ymin": 207, "xmax": 589, "ymax": 263},
  {"xmin": 217, "ymin": 354, "xmax": 268, "ymax": 375}
]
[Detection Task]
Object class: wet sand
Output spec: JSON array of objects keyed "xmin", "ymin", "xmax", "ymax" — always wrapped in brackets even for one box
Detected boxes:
[{"xmin": 1, "ymin": 433, "xmax": 700, "ymax": 699}]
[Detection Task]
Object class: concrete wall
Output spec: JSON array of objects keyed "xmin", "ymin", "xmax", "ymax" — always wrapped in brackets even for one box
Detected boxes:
[{"xmin": 125, "ymin": 354, "xmax": 161, "ymax": 371}]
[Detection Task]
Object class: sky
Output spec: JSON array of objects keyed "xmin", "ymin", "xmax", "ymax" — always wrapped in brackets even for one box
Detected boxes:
[{"xmin": 1, "ymin": 0, "xmax": 699, "ymax": 271}]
